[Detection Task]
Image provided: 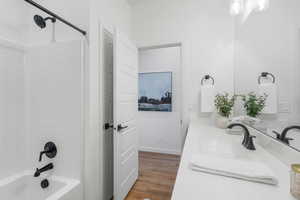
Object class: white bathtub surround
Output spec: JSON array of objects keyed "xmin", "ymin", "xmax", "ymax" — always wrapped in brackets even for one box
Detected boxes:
[
  {"xmin": 259, "ymin": 83, "xmax": 278, "ymax": 114},
  {"xmin": 25, "ymin": 40, "xmax": 84, "ymax": 180},
  {"xmin": 190, "ymin": 154, "xmax": 278, "ymax": 185},
  {"xmin": 0, "ymin": 39, "xmax": 84, "ymax": 200},
  {"xmin": 200, "ymin": 85, "xmax": 215, "ymax": 113},
  {"xmin": 172, "ymin": 116, "xmax": 295, "ymax": 200},
  {"xmin": 0, "ymin": 170, "xmax": 80, "ymax": 200},
  {"xmin": 0, "ymin": 39, "xmax": 27, "ymax": 180}
]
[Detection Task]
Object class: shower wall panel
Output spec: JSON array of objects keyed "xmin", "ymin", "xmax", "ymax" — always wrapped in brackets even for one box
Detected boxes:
[
  {"xmin": 25, "ymin": 40, "xmax": 84, "ymax": 180},
  {"xmin": 0, "ymin": 42, "xmax": 26, "ymax": 179}
]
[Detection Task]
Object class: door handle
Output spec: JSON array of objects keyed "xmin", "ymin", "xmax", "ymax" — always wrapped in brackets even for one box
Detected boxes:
[
  {"xmin": 104, "ymin": 123, "xmax": 114, "ymax": 130},
  {"xmin": 117, "ymin": 124, "xmax": 128, "ymax": 132}
]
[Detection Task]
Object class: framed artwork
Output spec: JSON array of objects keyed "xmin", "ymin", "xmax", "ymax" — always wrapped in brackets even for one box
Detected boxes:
[{"xmin": 138, "ymin": 72, "xmax": 172, "ymax": 112}]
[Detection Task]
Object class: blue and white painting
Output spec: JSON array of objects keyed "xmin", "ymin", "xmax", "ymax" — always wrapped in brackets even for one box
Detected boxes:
[{"xmin": 138, "ymin": 72, "xmax": 172, "ymax": 112}]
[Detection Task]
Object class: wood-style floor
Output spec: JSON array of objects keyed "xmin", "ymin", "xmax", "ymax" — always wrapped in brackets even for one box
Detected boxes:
[{"xmin": 125, "ymin": 151, "xmax": 181, "ymax": 200}]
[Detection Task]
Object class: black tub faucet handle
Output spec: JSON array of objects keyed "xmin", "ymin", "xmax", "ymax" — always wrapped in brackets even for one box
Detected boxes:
[{"xmin": 39, "ymin": 142, "xmax": 57, "ymax": 162}]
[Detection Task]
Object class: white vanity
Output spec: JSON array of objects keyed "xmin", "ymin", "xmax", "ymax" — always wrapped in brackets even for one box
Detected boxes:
[{"xmin": 171, "ymin": 117, "xmax": 299, "ymax": 200}]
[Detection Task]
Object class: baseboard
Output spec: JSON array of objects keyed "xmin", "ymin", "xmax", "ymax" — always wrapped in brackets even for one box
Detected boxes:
[{"xmin": 139, "ymin": 146, "xmax": 181, "ymax": 155}]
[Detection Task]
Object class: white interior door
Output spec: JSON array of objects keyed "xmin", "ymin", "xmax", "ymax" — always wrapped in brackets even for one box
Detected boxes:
[{"xmin": 113, "ymin": 30, "xmax": 138, "ymax": 200}]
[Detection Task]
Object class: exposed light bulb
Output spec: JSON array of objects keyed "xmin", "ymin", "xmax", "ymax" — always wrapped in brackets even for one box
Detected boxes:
[
  {"xmin": 230, "ymin": 0, "xmax": 270, "ymax": 22},
  {"xmin": 257, "ymin": 0, "xmax": 269, "ymax": 11},
  {"xmin": 230, "ymin": 0, "xmax": 243, "ymax": 16}
]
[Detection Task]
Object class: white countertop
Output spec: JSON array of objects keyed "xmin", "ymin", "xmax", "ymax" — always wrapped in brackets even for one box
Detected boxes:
[{"xmin": 171, "ymin": 117, "xmax": 296, "ymax": 200}]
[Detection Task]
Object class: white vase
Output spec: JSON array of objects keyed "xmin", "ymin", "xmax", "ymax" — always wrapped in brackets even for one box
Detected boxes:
[{"xmin": 215, "ymin": 115, "xmax": 229, "ymax": 129}]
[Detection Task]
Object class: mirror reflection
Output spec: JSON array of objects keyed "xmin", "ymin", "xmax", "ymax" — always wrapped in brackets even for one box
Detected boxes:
[{"xmin": 234, "ymin": 0, "xmax": 300, "ymax": 151}]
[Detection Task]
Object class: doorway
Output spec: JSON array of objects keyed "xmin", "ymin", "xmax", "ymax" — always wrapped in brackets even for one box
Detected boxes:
[
  {"xmin": 124, "ymin": 44, "xmax": 183, "ymax": 200},
  {"xmin": 138, "ymin": 45, "xmax": 183, "ymax": 155},
  {"xmin": 101, "ymin": 29, "xmax": 182, "ymax": 200}
]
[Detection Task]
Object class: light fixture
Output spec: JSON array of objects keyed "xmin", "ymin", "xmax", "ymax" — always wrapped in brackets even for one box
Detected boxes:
[
  {"xmin": 230, "ymin": 0, "xmax": 243, "ymax": 16},
  {"xmin": 230, "ymin": 0, "xmax": 269, "ymax": 22},
  {"xmin": 257, "ymin": 0, "xmax": 269, "ymax": 11}
]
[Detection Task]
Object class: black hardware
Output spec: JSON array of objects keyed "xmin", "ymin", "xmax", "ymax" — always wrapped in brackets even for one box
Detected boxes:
[
  {"xmin": 258, "ymin": 72, "xmax": 275, "ymax": 84},
  {"xmin": 104, "ymin": 123, "xmax": 114, "ymax": 130},
  {"xmin": 34, "ymin": 163, "xmax": 54, "ymax": 177},
  {"xmin": 39, "ymin": 142, "xmax": 57, "ymax": 162},
  {"xmin": 34, "ymin": 15, "xmax": 56, "ymax": 29},
  {"xmin": 272, "ymin": 130, "xmax": 294, "ymax": 145},
  {"xmin": 117, "ymin": 124, "xmax": 128, "ymax": 132},
  {"xmin": 201, "ymin": 75, "xmax": 215, "ymax": 85},
  {"xmin": 227, "ymin": 123, "xmax": 256, "ymax": 151},
  {"xmin": 24, "ymin": 0, "xmax": 87, "ymax": 36},
  {"xmin": 281, "ymin": 137, "xmax": 294, "ymax": 145},
  {"xmin": 41, "ymin": 179, "xmax": 49, "ymax": 189},
  {"xmin": 273, "ymin": 126, "xmax": 300, "ymax": 145},
  {"xmin": 245, "ymin": 136, "xmax": 256, "ymax": 151},
  {"xmin": 272, "ymin": 130, "xmax": 282, "ymax": 140}
]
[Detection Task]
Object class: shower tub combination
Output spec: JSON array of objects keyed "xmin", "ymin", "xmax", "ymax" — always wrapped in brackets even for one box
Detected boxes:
[
  {"xmin": 0, "ymin": 1, "xmax": 85, "ymax": 200},
  {"xmin": 0, "ymin": 171, "xmax": 81, "ymax": 200}
]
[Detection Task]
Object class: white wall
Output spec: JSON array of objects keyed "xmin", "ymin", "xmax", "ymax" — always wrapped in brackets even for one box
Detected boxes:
[
  {"xmin": 0, "ymin": 42, "xmax": 26, "ymax": 179},
  {"xmin": 139, "ymin": 46, "xmax": 182, "ymax": 155},
  {"xmin": 92, "ymin": 0, "xmax": 132, "ymax": 36},
  {"xmin": 131, "ymin": 0, "xmax": 235, "ymax": 117}
]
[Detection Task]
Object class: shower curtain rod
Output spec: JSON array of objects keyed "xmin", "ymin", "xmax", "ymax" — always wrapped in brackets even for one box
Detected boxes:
[{"xmin": 24, "ymin": 0, "xmax": 87, "ymax": 36}]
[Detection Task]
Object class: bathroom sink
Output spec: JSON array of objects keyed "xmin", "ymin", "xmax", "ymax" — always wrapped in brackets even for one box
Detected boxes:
[
  {"xmin": 197, "ymin": 131, "xmax": 252, "ymax": 159},
  {"xmin": 172, "ymin": 118, "xmax": 293, "ymax": 200}
]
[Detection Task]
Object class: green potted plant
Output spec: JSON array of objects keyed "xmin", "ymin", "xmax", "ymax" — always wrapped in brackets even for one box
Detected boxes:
[
  {"xmin": 241, "ymin": 92, "xmax": 267, "ymax": 118},
  {"xmin": 214, "ymin": 93, "xmax": 236, "ymax": 129}
]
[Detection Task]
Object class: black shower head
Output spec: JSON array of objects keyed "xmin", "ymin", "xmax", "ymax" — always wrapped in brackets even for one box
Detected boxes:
[
  {"xmin": 34, "ymin": 15, "xmax": 56, "ymax": 29},
  {"xmin": 34, "ymin": 15, "xmax": 46, "ymax": 28}
]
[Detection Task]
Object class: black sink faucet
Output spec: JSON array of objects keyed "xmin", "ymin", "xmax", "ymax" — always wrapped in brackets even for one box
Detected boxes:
[
  {"xmin": 34, "ymin": 163, "xmax": 54, "ymax": 177},
  {"xmin": 227, "ymin": 123, "xmax": 256, "ymax": 150},
  {"xmin": 277, "ymin": 126, "xmax": 300, "ymax": 145}
]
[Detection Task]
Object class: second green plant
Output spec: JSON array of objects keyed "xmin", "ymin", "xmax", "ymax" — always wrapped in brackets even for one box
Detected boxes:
[{"xmin": 241, "ymin": 92, "xmax": 267, "ymax": 118}]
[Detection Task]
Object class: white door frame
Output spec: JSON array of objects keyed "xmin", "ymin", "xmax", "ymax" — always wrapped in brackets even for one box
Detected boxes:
[
  {"xmin": 138, "ymin": 41, "xmax": 191, "ymax": 151},
  {"xmin": 84, "ymin": 19, "xmax": 116, "ymax": 200}
]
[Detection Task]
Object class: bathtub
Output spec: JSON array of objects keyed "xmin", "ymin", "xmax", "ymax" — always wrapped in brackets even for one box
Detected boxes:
[{"xmin": 0, "ymin": 171, "xmax": 81, "ymax": 200}]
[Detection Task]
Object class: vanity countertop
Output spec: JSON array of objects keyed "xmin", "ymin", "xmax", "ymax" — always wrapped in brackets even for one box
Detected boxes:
[{"xmin": 171, "ymin": 117, "xmax": 296, "ymax": 200}]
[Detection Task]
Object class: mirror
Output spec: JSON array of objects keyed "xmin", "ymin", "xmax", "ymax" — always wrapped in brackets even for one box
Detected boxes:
[{"xmin": 234, "ymin": 0, "xmax": 300, "ymax": 151}]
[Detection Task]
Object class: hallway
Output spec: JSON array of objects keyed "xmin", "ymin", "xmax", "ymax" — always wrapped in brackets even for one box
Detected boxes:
[{"xmin": 125, "ymin": 152, "xmax": 181, "ymax": 200}]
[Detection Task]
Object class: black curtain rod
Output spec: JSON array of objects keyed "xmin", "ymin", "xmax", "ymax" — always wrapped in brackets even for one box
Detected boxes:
[{"xmin": 24, "ymin": 0, "xmax": 87, "ymax": 36}]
